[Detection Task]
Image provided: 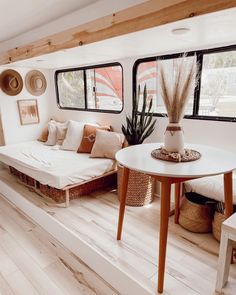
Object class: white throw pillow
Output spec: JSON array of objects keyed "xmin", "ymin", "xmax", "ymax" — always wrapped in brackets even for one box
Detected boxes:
[
  {"xmin": 45, "ymin": 121, "xmax": 57, "ymax": 146},
  {"xmin": 90, "ymin": 130, "xmax": 125, "ymax": 159},
  {"xmin": 45, "ymin": 120, "xmax": 68, "ymax": 146},
  {"xmin": 61, "ymin": 120, "xmax": 85, "ymax": 151}
]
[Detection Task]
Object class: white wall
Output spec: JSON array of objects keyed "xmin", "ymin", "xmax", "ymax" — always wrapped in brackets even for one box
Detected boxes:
[
  {"xmin": 0, "ymin": 67, "xmax": 51, "ymax": 145},
  {"xmin": 48, "ymin": 56, "xmax": 236, "ymax": 154},
  {"xmin": 0, "ymin": 59, "xmax": 234, "ymax": 152}
]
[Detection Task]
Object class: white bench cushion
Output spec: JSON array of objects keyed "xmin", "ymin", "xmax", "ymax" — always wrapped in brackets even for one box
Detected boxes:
[
  {"xmin": 185, "ymin": 174, "xmax": 236, "ymax": 204},
  {"xmin": 0, "ymin": 141, "xmax": 115, "ymax": 189}
]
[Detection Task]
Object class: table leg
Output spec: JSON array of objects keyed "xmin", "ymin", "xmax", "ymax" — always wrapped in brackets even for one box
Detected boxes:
[
  {"xmin": 223, "ymin": 171, "xmax": 234, "ymax": 264},
  {"xmin": 158, "ymin": 180, "xmax": 171, "ymax": 293},
  {"xmin": 117, "ymin": 167, "xmax": 130, "ymax": 240},
  {"xmin": 224, "ymin": 172, "xmax": 233, "ymax": 218},
  {"xmin": 174, "ymin": 182, "xmax": 181, "ymax": 224},
  {"xmin": 215, "ymin": 231, "xmax": 233, "ymax": 292}
]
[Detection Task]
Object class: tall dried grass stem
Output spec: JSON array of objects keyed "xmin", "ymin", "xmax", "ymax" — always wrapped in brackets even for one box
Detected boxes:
[{"xmin": 159, "ymin": 56, "xmax": 198, "ymax": 123}]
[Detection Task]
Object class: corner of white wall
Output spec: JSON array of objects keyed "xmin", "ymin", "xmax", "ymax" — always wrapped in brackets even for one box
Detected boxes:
[{"xmin": 0, "ymin": 67, "xmax": 52, "ymax": 145}]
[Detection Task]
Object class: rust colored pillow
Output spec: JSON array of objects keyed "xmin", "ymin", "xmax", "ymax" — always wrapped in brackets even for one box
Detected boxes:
[
  {"xmin": 78, "ymin": 124, "xmax": 111, "ymax": 153},
  {"xmin": 38, "ymin": 125, "xmax": 49, "ymax": 142}
]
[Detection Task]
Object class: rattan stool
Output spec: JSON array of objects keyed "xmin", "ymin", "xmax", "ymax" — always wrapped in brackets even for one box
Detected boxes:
[{"xmin": 215, "ymin": 212, "xmax": 236, "ymax": 292}]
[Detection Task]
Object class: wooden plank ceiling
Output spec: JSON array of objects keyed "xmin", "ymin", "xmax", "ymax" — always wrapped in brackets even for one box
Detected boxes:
[{"xmin": 0, "ymin": 0, "xmax": 236, "ymax": 65}]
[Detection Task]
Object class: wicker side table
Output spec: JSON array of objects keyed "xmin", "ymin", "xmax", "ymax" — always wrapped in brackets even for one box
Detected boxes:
[{"xmin": 118, "ymin": 164, "xmax": 154, "ymax": 206}]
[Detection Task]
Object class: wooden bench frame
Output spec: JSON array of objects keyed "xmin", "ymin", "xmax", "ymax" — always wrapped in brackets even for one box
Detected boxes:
[{"xmin": 9, "ymin": 166, "xmax": 117, "ymax": 207}]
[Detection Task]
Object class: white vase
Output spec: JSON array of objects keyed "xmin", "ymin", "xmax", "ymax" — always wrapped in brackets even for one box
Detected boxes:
[{"xmin": 164, "ymin": 123, "xmax": 184, "ymax": 154}]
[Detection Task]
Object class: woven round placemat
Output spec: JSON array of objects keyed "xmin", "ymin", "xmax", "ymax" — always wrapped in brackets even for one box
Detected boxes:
[{"xmin": 151, "ymin": 148, "xmax": 201, "ymax": 162}]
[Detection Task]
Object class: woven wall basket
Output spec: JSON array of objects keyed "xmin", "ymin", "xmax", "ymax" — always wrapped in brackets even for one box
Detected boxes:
[
  {"xmin": 179, "ymin": 193, "xmax": 215, "ymax": 233},
  {"xmin": 118, "ymin": 165, "xmax": 154, "ymax": 207}
]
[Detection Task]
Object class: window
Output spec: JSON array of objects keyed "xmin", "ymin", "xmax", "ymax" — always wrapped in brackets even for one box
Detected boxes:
[
  {"xmin": 55, "ymin": 63, "xmax": 123, "ymax": 113},
  {"xmin": 199, "ymin": 51, "xmax": 236, "ymax": 118},
  {"xmin": 57, "ymin": 70, "xmax": 85, "ymax": 108},
  {"xmin": 134, "ymin": 46, "xmax": 236, "ymax": 122},
  {"xmin": 136, "ymin": 56, "xmax": 195, "ymax": 115}
]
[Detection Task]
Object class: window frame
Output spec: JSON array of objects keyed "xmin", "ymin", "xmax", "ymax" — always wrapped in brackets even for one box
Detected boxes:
[
  {"xmin": 55, "ymin": 62, "xmax": 124, "ymax": 114},
  {"xmin": 133, "ymin": 45, "xmax": 236, "ymax": 122}
]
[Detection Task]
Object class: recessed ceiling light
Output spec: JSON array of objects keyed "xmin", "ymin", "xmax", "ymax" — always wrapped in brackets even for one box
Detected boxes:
[{"xmin": 171, "ymin": 28, "xmax": 190, "ymax": 35}]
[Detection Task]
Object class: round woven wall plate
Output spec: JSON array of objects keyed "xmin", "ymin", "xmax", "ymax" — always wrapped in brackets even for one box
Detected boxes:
[{"xmin": 151, "ymin": 148, "xmax": 201, "ymax": 163}]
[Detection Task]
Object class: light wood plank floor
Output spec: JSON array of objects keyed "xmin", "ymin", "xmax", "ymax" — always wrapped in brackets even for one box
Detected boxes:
[
  {"xmin": 0, "ymin": 190, "xmax": 110, "ymax": 295},
  {"xmin": 0, "ymin": 169, "xmax": 236, "ymax": 295}
]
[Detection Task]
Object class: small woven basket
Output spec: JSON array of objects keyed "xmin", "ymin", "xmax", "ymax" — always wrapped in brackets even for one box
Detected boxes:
[
  {"xmin": 212, "ymin": 211, "xmax": 226, "ymax": 242},
  {"xmin": 179, "ymin": 192, "xmax": 215, "ymax": 233},
  {"xmin": 212, "ymin": 211, "xmax": 236, "ymax": 251},
  {"xmin": 118, "ymin": 165, "xmax": 154, "ymax": 206}
]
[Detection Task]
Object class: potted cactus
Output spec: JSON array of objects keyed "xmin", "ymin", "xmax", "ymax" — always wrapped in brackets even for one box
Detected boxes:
[{"xmin": 118, "ymin": 84, "xmax": 157, "ymax": 206}]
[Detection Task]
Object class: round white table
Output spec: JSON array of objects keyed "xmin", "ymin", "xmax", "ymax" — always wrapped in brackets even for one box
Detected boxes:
[{"xmin": 115, "ymin": 143, "xmax": 236, "ymax": 294}]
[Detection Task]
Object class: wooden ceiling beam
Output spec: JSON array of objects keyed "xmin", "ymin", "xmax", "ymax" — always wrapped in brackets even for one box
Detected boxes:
[{"xmin": 0, "ymin": 0, "xmax": 236, "ymax": 65}]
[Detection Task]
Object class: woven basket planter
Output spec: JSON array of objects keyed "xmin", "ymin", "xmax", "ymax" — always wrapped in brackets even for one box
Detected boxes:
[
  {"xmin": 212, "ymin": 211, "xmax": 236, "ymax": 244},
  {"xmin": 212, "ymin": 211, "xmax": 226, "ymax": 242},
  {"xmin": 179, "ymin": 192, "xmax": 215, "ymax": 233},
  {"xmin": 118, "ymin": 165, "xmax": 154, "ymax": 207}
]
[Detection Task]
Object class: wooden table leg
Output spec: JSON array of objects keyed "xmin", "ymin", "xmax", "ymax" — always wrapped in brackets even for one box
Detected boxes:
[
  {"xmin": 224, "ymin": 172, "xmax": 233, "ymax": 218},
  {"xmin": 223, "ymin": 171, "xmax": 234, "ymax": 264},
  {"xmin": 158, "ymin": 180, "xmax": 171, "ymax": 293},
  {"xmin": 174, "ymin": 182, "xmax": 181, "ymax": 224},
  {"xmin": 117, "ymin": 167, "xmax": 130, "ymax": 240}
]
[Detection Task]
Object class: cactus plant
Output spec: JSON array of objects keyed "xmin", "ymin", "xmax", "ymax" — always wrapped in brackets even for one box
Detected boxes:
[{"xmin": 122, "ymin": 84, "xmax": 156, "ymax": 145}]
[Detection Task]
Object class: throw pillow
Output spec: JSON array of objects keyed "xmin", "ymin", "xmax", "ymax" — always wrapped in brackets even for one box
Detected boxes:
[
  {"xmin": 90, "ymin": 130, "xmax": 125, "ymax": 159},
  {"xmin": 38, "ymin": 125, "xmax": 49, "ymax": 142},
  {"xmin": 78, "ymin": 124, "xmax": 111, "ymax": 153},
  {"xmin": 45, "ymin": 121, "xmax": 57, "ymax": 146},
  {"xmin": 45, "ymin": 120, "xmax": 68, "ymax": 146},
  {"xmin": 61, "ymin": 120, "xmax": 85, "ymax": 151},
  {"xmin": 56, "ymin": 125, "xmax": 68, "ymax": 145}
]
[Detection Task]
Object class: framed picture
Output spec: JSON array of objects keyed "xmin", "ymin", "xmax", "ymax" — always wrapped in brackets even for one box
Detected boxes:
[{"xmin": 17, "ymin": 99, "xmax": 40, "ymax": 125}]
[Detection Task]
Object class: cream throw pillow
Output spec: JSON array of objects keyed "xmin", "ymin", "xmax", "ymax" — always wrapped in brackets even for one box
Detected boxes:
[
  {"xmin": 61, "ymin": 120, "xmax": 85, "ymax": 151},
  {"xmin": 37, "ymin": 124, "xmax": 49, "ymax": 142},
  {"xmin": 45, "ymin": 120, "xmax": 68, "ymax": 146},
  {"xmin": 90, "ymin": 130, "xmax": 125, "ymax": 159},
  {"xmin": 56, "ymin": 125, "xmax": 68, "ymax": 145},
  {"xmin": 45, "ymin": 121, "xmax": 57, "ymax": 145}
]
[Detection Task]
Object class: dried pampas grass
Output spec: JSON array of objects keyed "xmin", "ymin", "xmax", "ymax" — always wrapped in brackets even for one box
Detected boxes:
[{"xmin": 159, "ymin": 55, "xmax": 198, "ymax": 123}]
